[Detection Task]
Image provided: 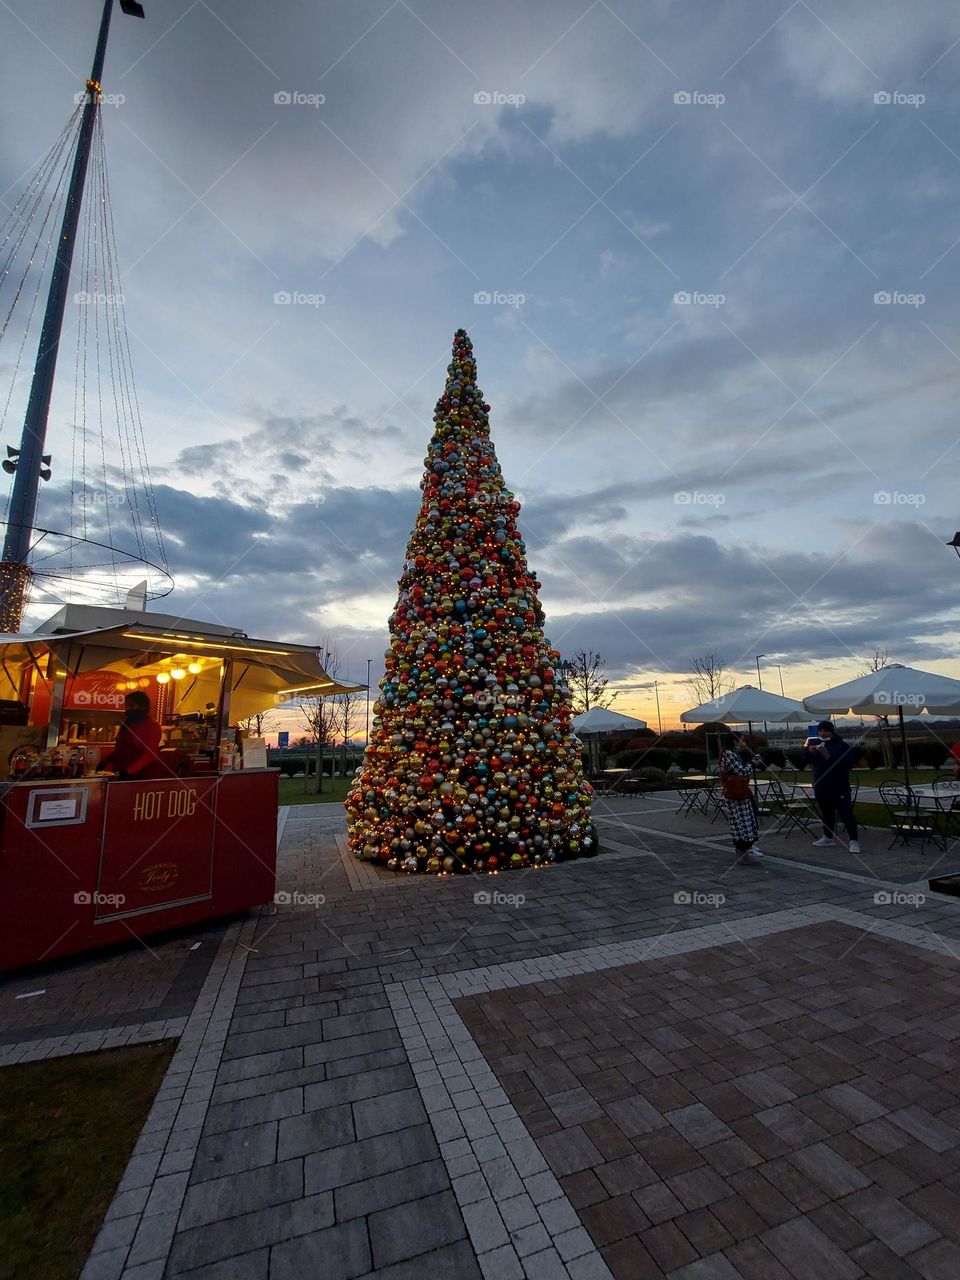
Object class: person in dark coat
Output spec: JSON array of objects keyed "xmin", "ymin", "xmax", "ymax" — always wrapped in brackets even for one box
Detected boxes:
[
  {"xmin": 803, "ymin": 720, "xmax": 860, "ymax": 852},
  {"xmin": 99, "ymin": 690, "xmax": 164, "ymax": 780}
]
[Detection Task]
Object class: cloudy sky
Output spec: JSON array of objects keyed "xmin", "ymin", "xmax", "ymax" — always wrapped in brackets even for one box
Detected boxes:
[{"xmin": 3, "ymin": 0, "xmax": 960, "ymax": 729}]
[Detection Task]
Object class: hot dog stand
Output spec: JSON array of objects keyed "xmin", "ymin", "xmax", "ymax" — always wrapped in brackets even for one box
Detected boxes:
[{"xmin": 0, "ymin": 603, "xmax": 358, "ymax": 971}]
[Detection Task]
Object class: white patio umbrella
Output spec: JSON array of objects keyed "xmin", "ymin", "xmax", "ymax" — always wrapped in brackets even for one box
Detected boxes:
[
  {"xmin": 572, "ymin": 707, "xmax": 648, "ymax": 734},
  {"xmin": 804, "ymin": 664, "xmax": 960, "ymax": 786},
  {"xmin": 680, "ymin": 685, "xmax": 808, "ymax": 777},
  {"xmin": 573, "ymin": 707, "xmax": 647, "ymax": 774},
  {"xmin": 680, "ymin": 685, "xmax": 808, "ymax": 734}
]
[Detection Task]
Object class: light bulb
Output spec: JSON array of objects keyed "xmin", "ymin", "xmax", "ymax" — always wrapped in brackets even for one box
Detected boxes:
[
  {"xmin": 187, "ymin": 661, "xmax": 202, "ymax": 674},
  {"xmin": 156, "ymin": 672, "xmax": 170, "ymax": 684},
  {"xmin": 171, "ymin": 668, "xmax": 186, "ymax": 681}
]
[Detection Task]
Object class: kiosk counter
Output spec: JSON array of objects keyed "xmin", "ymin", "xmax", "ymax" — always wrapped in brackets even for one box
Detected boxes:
[{"xmin": 0, "ymin": 604, "xmax": 362, "ymax": 972}]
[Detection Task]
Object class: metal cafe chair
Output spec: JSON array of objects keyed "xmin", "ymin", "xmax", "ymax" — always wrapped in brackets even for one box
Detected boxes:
[
  {"xmin": 879, "ymin": 783, "xmax": 939, "ymax": 853},
  {"xmin": 767, "ymin": 777, "xmax": 817, "ymax": 836},
  {"xmin": 675, "ymin": 778, "xmax": 708, "ymax": 816},
  {"xmin": 931, "ymin": 791, "xmax": 960, "ymax": 848},
  {"xmin": 703, "ymin": 777, "xmax": 729, "ymax": 824}
]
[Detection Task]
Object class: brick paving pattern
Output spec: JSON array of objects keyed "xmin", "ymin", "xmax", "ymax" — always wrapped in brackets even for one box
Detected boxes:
[
  {"xmin": 456, "ymin": 920, "xmax": 960, "ymax": 1278},
  {"xmin": 8, "ymin": 795, "xmax": 952, "ymax": 1278}
]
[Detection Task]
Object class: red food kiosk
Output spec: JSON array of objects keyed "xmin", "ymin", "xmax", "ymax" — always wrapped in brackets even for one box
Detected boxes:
[{"xmin": 0, "ymin": 604, "xmax": 358, "ymax": 972}]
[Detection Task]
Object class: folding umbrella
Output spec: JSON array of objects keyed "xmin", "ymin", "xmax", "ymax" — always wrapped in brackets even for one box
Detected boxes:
[{"xmin": 803, "ymin": 664, "xmax": 960, "ymax": 786}]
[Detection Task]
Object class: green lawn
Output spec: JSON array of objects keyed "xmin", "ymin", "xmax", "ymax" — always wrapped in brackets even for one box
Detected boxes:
[
  {"xmin": 0, "ymin": 1040, "xmax": 176, "ymax": 1280},
  {"xmin": 278, "ymin": 776, "xmax": 351, "ymax": 806}
]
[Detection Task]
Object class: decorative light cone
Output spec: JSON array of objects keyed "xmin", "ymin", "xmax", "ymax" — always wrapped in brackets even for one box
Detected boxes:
[{"xmin": 346, "ymin": 330, "xmax": 596, "ymax": 875}]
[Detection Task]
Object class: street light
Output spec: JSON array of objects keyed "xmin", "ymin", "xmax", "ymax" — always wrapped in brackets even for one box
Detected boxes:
[
  {"xmin": 755, "ymin": 655, "xmax": 767, "ymax": 740},
  {"xmin": 948, "ymin": 532, "xmax": 960, "ymax": 559},
  {"xmin": 775, "ymin": 665, "xmax": 785, "ymax": 696}
]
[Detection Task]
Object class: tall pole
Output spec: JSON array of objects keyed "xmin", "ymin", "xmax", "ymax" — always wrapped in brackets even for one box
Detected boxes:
[
  {"xmin": 0, "ymin": 0, "xmax": 144, "ymax": 633},
  {"xmin": 776, "ymin": 665, "xmax": 785, "ymax": 696},
  {"xmin": 365, "ymin": 657, "xmax": 372, "ymax": 748},
  {"xmin": 654, "ymin": 680, "xmax": 663, "ymax": 736},
  {"xmin": 755, "ymin": 655, "xmax": 767, "ymax": 739}
]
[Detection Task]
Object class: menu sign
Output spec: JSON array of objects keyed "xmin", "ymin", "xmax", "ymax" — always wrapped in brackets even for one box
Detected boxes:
[
  {"xmin": 96, "ymin": 778, "xmax": 217, "ymax": 917},
  {"xmin": 30, "ymin": 671, "xmax": 136, "ymax": 725}
]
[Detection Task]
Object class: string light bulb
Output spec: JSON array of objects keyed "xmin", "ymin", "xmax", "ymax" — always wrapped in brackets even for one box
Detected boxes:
[
  {"xmin": 187, "ymin": 661, "xmax": 201, "ymax": 674},
  {"xmin": 155, "ymin": 672, "xmax": 170, "ymax": 684},
  {"xmin": 170, "ymin": 668, "xmax": 186, "ymax": 681}
]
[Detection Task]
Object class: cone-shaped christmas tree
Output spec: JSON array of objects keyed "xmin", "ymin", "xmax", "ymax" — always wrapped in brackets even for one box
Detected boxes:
[{"xmin": 346, "ymin": 330, "xmax": 595, "ymax": 874}]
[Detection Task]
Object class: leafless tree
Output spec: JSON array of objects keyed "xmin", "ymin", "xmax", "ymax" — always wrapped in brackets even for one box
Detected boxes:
[
  {"xmin": 562, "ymin": 649, "xmax": 617, "ymax": 716},
  {"xmin": 239, "ymin": 709, "xmax": 277, "ymax": 739},
  {"xmin": 686, "ymin": 653, "xmax": 734, "ymax": 706},
  {"xmin": 857, "ymin": 647, "xmax": 889, "ymax": 677},
  {"xmin": 858, "ymin": 647, "xmax": 893, "ymax": 765}
]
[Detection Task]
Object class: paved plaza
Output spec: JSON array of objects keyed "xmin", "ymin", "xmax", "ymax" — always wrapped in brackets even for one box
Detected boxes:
[{"xmin": 3, "ymin": 797, "xmax": 960, "ymax": 1279}]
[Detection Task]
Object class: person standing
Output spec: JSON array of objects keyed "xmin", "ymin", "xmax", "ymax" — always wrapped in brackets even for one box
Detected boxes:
[
  {"xmin": 719, "ymin": 732, "xmax": 764, "ymax": 866},
  {"xmin": 98, "ymin": 690, "xmax": 164, "ymax": 780},
  {"xmin": 804, "ymin": 720, "xmax": 860, "ymax": 853}
]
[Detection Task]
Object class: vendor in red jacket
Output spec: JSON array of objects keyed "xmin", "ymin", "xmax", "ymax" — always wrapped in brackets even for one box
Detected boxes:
[{"xmin": 98, "ymin": 690, "xmax": 164, "ymax": 780}]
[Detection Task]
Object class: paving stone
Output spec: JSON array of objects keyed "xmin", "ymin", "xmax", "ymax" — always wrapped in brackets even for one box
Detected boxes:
[
  {"xmin": 368, "ymin": 1188, "xmax": 467, "ymax": 1268},
  {"xmin": 478, "ymin": 1244, "xmax": 525, "ymax": 1280},
  {"xmin": 520, "ymin": 1246, "xmax": 569, "ymax": 1279},
  {"xmin": 666, "ymin": 1166, "xmax": 730, "ymax": 1211},
  {"xmin": 904, "ymin": 1237, "xmax": 960, "ymax": 1280},
  {"xmin": 840, "ymin": 1186, "xmax": 941, "ymax": 1256},
  {"xmin": 305, "ymin": 1123, "xmax": 438, "ymax": 1192},
  {"xmin": 580, "ymin": 1192, "xmax": 651, "ymax": 1246},
  {"xmin": 335, "ymin": 1157, "xmax": 449, "ymax": 1221},
  {"xmin": 270, "ymin": 1219, "xmax": 371, "ymax": 1280},
  {"xmin": 669, "ymin": 1251, "xmax": 752, "ymax": 1279},
  {"xmin": 357, "ymin": 1239, "xmax": 483, "ymax": 1279},
  {"xmin": 276, "ymin": 1102, "xmax": 354, "ymax": 1161},
  {"xmin": 462, "ymin": 1198, "xmax": 510, "ymax": 1252},
  {"xmin": 787, "ymin": 1141, "xmax": 871, "ymax": 1198},
  {"xmin": 723, "ymin": 1237, "xmax": 795, "ymax": 1280},
  {"xmin": 178, "ymin": 1160, "xmax": 304, "ymax": 1231},
  {"xmin": 167, "ymin": 1193, "xmax": 333, "ymax": 1272},
  {"xmin": 887, "ymin": 1107, "xmax": 960, "ymax": 1153},
  {"xmin": 201, "ymin": 1088, "xmax": 303, "ymax": 1136},
  {"xmin": 170, "ymin": 1248, "xmax": 269, "ymax": 1279},
  {"xmin": 537, "ymin": 1127, "xmax": 604, "ymax": 1177},
  {"xmin": 664, "ymin": 1104, "xmax": 735, "ymax": 1148},
  {"xmin": 641, "ymin": 1221, "xmax": 698, "ymax": 1270},
  {"xmin": 762, "ymin": 1217, "xmax": 864, "ymax": 1280},
  {"xmin": 352, "ymin": 1086, "xmax": 427, "ymax": 1139},
  {"xmin": 847, "ymin": 1239, "xmax": 918, "ymax": 1279},
  {"xmin": 191, "ymin": 1121, "xmax": 278, "ymax": 1183}
]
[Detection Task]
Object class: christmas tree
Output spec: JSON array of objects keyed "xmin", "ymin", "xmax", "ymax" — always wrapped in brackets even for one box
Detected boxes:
[{"xmin": 346, "ymin": 330, "xmax": 595, "ymax": 874}]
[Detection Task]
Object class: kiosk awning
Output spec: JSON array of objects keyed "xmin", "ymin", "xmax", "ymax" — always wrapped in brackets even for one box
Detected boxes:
[{"xmin": 0, "ymin": 613, "xmax": 364, "ymax": 720}]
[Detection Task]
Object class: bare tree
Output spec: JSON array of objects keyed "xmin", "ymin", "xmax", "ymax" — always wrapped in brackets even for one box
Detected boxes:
[
  {"xmin": 326, "ymin": 689, "xmax": 367, "ymax": 779},
  {"xmin": 299, "ymin": 693, "xmax": 337, "ymax": 794},
  {"xmin": 562, "ymin": 649, "xmax": 617, "ymax": 716},
  {"xmin": 297, "ymin": 639, "xmax": 343, "ymax": 793},
  {"xmin": 857, "ymin": 647, "xmax": 889, "ymax": 677},
  {"xmin": 686, "ymin": 653, "xmax": 734, "ymax": 705},
  {"xmin": 239, "ymin": 709, "xmax": 277, "ymax": 739},
  {"xmin": 858, "ymin": 647, "xmax": 892, "ymax": 765}
]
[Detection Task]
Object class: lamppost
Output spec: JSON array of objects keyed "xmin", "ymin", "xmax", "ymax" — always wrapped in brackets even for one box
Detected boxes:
[
  {"xmin": 775, "ymin": 665, "xmax": 785, "ymax": 696},
  {"xmin": 948, "ymin": 532, "xmax": 960, "ymax": 559},
  {"xmin": 755, "ymin": 654, "xmax": 767, "ymax": 739},
  {"xmin": 365, "ymin": 657, "xmax": 372, "ymax": 750},
  {"xmin": 653, "ymin": 679, "xmax": 663, "ymax": 737}
]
